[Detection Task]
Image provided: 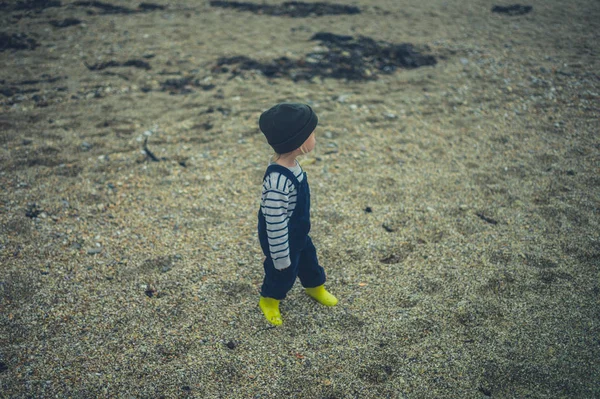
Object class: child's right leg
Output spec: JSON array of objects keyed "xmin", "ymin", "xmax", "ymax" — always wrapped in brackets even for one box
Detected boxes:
[
  {"xmin": 259, "ymin": 257, "xmax": 298, "ymax": 326},
  {"xmin": 259, "ymin": 296, "xmax": 282, "ymax": 325}
]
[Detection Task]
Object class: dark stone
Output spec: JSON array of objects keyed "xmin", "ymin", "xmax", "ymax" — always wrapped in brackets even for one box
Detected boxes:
[
  {"xmin": 382, "ymin": 223, "xmax": 396, "ymax": 232},
  {"xmin": 225, "ymin": 340, "xmax": 236, "ymax": 349},
  {"xmin": 25, "ymin": 203, "xmax": 42, "ymax": 218},
  {"xmin": 364, "ymin": 206, "xmax": 373, "ymax": 213},
  {"xmin": 0, "ymin": 362, "xmax": 7, "ymax": 373},
  {"xmin": 380, "ymin": 254, "xmax": 402, "ymax": 264}
]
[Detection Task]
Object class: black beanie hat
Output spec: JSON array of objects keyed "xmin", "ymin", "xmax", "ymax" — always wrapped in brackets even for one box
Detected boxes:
[{"xmin": 259, "ymin": 103, "xmax": 318, "ymax": 154}]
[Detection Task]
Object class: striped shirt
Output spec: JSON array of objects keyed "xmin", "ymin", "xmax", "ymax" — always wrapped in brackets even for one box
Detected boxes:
[{"xmin": 260, "ymin": 160, "xmax": 304, "ymax": 270}]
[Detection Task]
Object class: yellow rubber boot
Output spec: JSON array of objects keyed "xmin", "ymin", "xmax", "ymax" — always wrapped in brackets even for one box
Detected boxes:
[
  {"xmin": 259, "ymin": 296, "xmax": 282, "ymax": 326},
  {"xmin": 305, "ymin": 285, "xmax": 338, "ymax": 306}
]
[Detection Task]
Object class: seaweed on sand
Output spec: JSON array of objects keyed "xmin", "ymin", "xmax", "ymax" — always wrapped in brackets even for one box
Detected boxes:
[
  {"xmin": 0, "ymin": 0, "xmax": 61, "ymax": 11},
  {"xmin": 209, "ymin": 0, "xmax": 360, "ymax": 17},
  {"xmin": 491, "ymin": 4, "xmax": 532, "ymax": 16},
  {"xmin": 73, "ymin": 1, "xmax": 165, "ymax": 14},
  {"xmin": 215, "ymin": 32, "xmax": 436, "ymax": 81},
  {"xmin": 0, "ymin": 33, "xmax": 39, "ymax": 51}
]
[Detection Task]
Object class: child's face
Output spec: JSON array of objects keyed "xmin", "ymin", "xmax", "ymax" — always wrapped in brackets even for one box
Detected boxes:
[{"xmin": 303, "ymin": 132, "xmax": 316, "ymax": 153}]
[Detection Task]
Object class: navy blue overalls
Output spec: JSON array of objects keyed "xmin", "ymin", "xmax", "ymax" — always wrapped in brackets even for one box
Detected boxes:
[{"xmin": 258, "ymin": 164, "xmax": 326, "ymax": 300}]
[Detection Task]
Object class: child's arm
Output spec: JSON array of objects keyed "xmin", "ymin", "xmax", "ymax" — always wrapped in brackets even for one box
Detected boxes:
[{"xmin": 262, "ymin": 175, "xmax": 293, "ymax": 270}]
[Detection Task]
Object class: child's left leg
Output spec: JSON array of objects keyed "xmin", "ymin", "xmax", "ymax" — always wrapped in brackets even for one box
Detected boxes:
[{"xmin": 298, "ymin": 236, "xmax": 338, "ymax": 306}]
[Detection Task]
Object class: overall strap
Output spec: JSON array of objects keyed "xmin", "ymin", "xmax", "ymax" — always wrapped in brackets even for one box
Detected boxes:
[{"xmin": 263, "ymin": 163, "xmax": 302, "ymax": 188}]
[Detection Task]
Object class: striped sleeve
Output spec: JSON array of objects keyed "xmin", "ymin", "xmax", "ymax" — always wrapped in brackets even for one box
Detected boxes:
[{"xmin": 261, "ymin": 172, "xmax": 294, "ymax": 270}]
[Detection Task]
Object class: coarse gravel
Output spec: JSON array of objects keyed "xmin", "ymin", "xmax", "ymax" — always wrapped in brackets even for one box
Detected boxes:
[{"xmin": 1, "ymin": 0, "xmax": 599, "ymax": 398}]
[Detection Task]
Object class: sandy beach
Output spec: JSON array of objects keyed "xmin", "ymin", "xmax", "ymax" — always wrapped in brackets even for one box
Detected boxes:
[{"xmin": 1, "ymin": 0, "xmax": 599, "ymax": 397}]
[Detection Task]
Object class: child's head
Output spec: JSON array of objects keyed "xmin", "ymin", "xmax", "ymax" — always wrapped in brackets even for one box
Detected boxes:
[{"xmin": 259, "ymin": 103, "xmax": 318, "ymax": 158}]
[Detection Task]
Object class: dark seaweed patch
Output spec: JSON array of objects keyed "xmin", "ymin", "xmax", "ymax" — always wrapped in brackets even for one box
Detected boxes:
[
  {"xmin": 25, "ymin": 203, "xmax": 42, "ymax": 218},
  {"xmin": 160, "ymin": 77, "xmax": 195, "ymax": 94},
  {"xmin": 209, "ymin": 0, "xmax": 359, "ymax": 17},
  {"xmin": 491, "ymin": 4, "xmax": 532, "ymax": 16},
  {"xmin": 524, "ymin": 254, "xmax": 558, "ymax": 269},
  {"xmin": 84, "ymin": 59, "xmax": 151, "ymax": 71},
  {"xmin": 74, "ymin": 1, "xmax": 165, "ymax": 14},
  {"xmin": 380, "ymin": 254, "xmax": 402, "ymax": 264},
  {"xmin": 138, "ymin": 2, "xmax": 165, "ymax": 11},
  {"xmin": 74, "ymin": 1, "xmax": 135, "ymax": 14},
  {"xmin": 49, "ymin": 18, "xmax": 82, "ymax": 28},
  {"xmin": 18, "ymin": 75, "xmax": 64, "ymax": 85},
  {"xmin": 0, "ymin": 75, "xmax": 63, "ymax": 99},
  {"xmin": 142, "ymin": 137, "xmax": 161, "ymax": 162},
  {"xmin": 0, "ymin": 86, "xmax": 39, "ymax": 97},
  {"xmin": 0, "ymin": 0, "xmax": 61, "ymax": 11},
  {"xmin": 380, "ymin": 243, "xmax": 414, "ymax": 264},
  {"xmin": 476, "ymin": 212, "xmax": 498, "ymax": 225},
  {"xmin": 160, "ymin": 77, "xmax": 215, "ymax": 95},
  {"xmin": 0, "ymin": 33, "xmax": 39, "ymax": 51},
  {"xmin": 215, "ymin": 32, "xmax": 436, "ymax": 81},
  {"xmin": 360, "ymin": 363, "xmax": 393, "ymax": 383}
]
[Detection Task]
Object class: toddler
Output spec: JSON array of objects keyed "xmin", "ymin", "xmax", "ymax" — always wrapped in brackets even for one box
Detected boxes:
[{"xmin": 257, "ymin": 103, "xmax": 338, "ymax": 326}]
